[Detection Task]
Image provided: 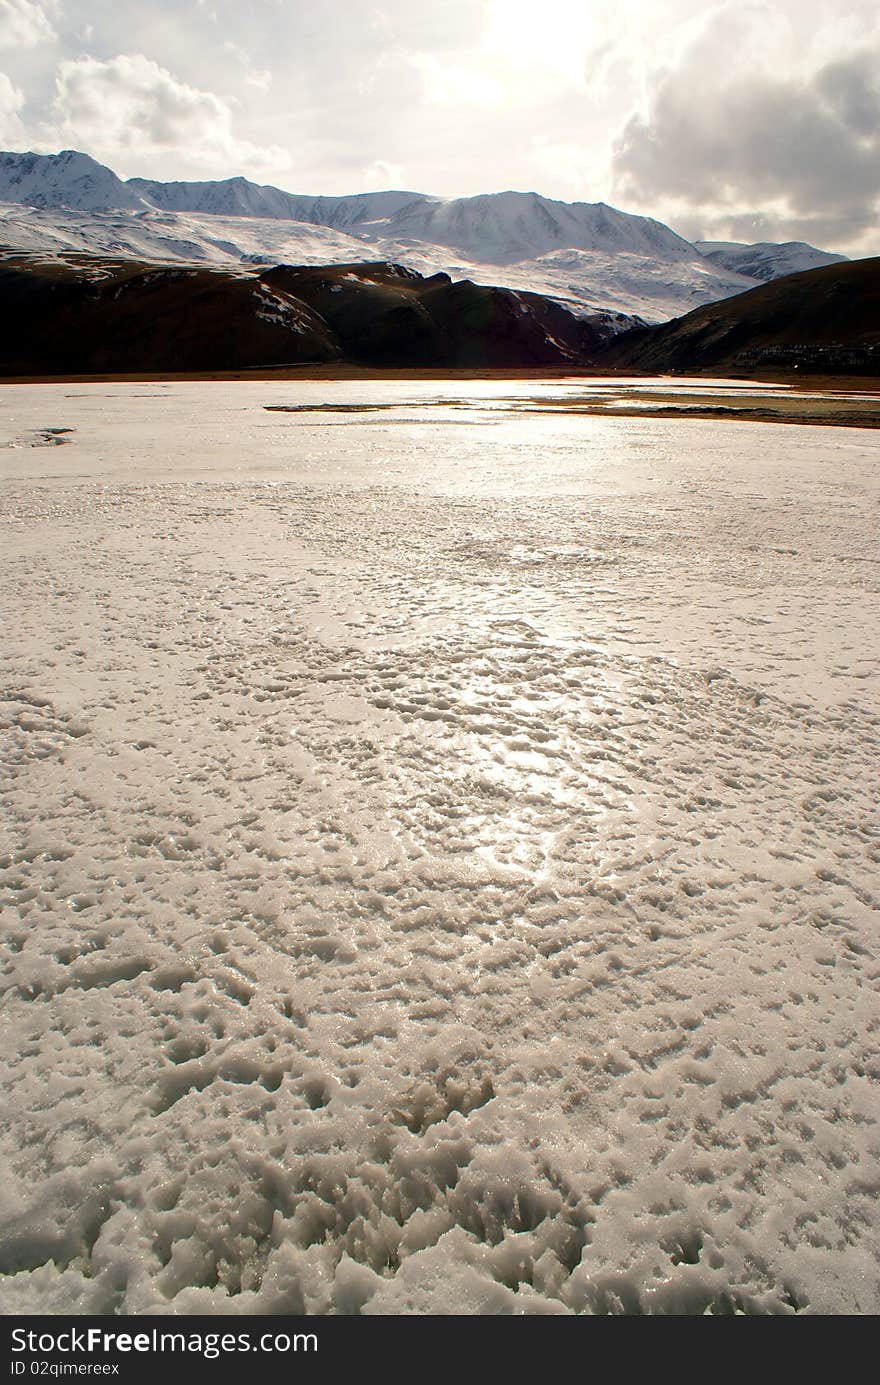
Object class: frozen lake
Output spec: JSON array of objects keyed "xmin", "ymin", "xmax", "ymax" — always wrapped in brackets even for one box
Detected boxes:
[{"xmin": 1, "ymin": 379, "xmax": 878, "ymax": 1314}]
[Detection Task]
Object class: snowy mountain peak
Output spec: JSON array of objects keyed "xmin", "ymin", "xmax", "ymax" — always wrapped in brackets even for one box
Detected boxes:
[
  {"xmin": 695, "ymin": 239, "xmax": 847, "ymax": 282},
  {"xmin": 126, "ymin": 174, "xmax": 431, "ymax": 230},
  {"xmin": 0, "ymin": 149, "xmax": 145, "ymax": 212},
  {"xmin": 384, "ymin": 189, "xmax": 698, "ymax": 265}
]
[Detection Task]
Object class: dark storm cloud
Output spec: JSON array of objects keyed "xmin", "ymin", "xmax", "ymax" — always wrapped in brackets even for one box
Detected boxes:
[
  {"xmin": 816, "ymin": 51, "xmax": 880, "ymax": 136},
  {"xmin": 613, "ymin": 49, "xmax": 880, "ymax": 252}
]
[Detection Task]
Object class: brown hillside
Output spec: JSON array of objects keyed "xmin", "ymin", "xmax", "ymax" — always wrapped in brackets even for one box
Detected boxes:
[
  {"xmin": 0, "ymin": 254, "xmax": 609, "ymax": 374},
  {"xmin": 600, "ymin": 257, "xmax": 880, "ymax": 374}
]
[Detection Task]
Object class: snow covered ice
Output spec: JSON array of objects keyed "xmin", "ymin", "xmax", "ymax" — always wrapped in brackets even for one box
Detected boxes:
[{"xmin": 0, "ymin": 380, "xmax": 878, "ymax": 1315}]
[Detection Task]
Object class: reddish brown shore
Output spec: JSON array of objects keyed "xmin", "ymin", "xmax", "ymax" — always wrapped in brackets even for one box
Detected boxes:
[{"xmin": 0, "ymin": 365, "xmax": 877, "ymax": 387}]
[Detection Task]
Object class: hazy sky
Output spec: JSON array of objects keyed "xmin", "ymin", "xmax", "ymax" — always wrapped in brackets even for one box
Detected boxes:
[{"xmin": 0, "ymin": 0, "xmax": 878, "ymax": 253}]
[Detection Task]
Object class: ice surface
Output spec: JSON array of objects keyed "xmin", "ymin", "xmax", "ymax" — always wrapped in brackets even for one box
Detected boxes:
[{"xmin": 1, "ymin": 381, "xmax": 878, "ymax": 1315}]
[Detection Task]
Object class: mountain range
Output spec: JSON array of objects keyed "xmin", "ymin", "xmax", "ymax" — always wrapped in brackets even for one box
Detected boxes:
[{"xmin": 0, "ymin": 150, "xmax": 847, "ymax": 325}]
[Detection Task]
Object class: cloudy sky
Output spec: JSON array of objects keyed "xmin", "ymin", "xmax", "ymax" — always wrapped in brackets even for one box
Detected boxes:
[{"xmin": 0, "ymin": 0, "xmax": 878, "ymax": 253}]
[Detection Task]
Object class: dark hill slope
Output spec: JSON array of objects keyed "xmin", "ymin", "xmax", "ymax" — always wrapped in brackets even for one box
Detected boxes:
[
  {"xmin": 0, "ymin": 254, "xmax": 608, "ymax": 375},
  {"xmin": 600, "ymin": 257, "xmax": 880, "ymax": 374},
  {"xmin": 0, "ymin": 255, "xmax": 338, "ymax": 373},
  {"xmin": 262, "ymin": 262, "xmax": 606, "ymax": 366}
]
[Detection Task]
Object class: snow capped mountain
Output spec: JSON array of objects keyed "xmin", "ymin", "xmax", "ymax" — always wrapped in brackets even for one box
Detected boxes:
[
  {"xmin": 459, "ymin": 246, "xmax": 753, "ymax": 324},
  {"xmin": 124, "ymin": 174, "xmax": 701, "ymax": 271},
  {"xmin": 0, "ymin": 150, "xmax": 145, "ymax": 212},
  {"xmin": 125, "ymin": 178, "xmax": 698, "ymax": 266},
  {"xmin": 0, "ymin": 200, "xmax": 371, "ymax": 273},
  {"xmin": 380, "ymin": 190, "xmax": 699, "ymax": 265},
  {"xmin": 0, "ymin": 200, "xmax": 757, "ymax": 323},
  {"xmin": 0, "ymin": 149, "xmax": 847, "ymax": 325},
  {"xmin": 695, "ymin": 240, "xmax": 847, "ymax": 282},
  {"xmin": 127, "ymin": 176, "xmax": 429, "ymax": 230}
]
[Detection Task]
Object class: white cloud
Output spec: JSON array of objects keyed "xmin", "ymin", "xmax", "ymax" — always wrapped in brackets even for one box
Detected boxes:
[
  {"xmin": 223, "ymin": 39, "xmax": 272, "ymax": 91},
  {"xmin": 362, "ymin": 158, "xmax": 406, "ymax": 190},
  {"xmin": 243, "ymin": 67, "xmax": 272, "ymax": 91},
  {"xmin": 47, "ymin": 53, "xmax": 291, "ymax": 179},
  {"xmin": 0, "ymin": 71, "xmax": 26, "ymax": 143},
  {"xmin": 0, "ymin": 0, "xmax": 55, "ymax": 50}
]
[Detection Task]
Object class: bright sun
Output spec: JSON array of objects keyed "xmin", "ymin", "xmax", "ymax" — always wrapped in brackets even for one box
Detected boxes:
[{"xmin": 486, "ymin": 0, "xmax": 605, "ymax": 87}]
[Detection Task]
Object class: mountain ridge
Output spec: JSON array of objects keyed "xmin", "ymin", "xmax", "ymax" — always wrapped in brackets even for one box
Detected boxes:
[
  {"xmin": 0, "ymin": 149, "xmax": 849, "ymax": 326},
  {"xmin": 0, "ymin": 149, "xmax": 144, "ymax": 212},
  {"xmin": 695, "ymin": 240, "xmax": 847, "ymax": 282}
]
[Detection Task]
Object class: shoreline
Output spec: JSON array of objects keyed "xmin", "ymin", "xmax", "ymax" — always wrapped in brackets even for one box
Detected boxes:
[{"xmin": 0, "ymin": 365, "xmax": 878, "ymax": 390}]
